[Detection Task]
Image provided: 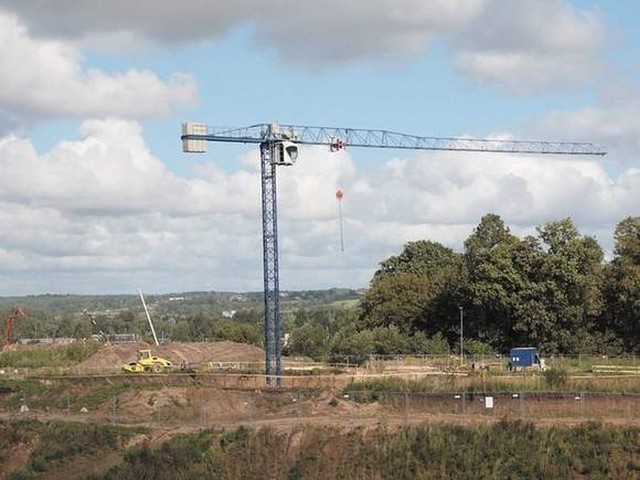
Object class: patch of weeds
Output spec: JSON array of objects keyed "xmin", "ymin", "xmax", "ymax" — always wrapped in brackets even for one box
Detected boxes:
[
  {"xmin": 0, "ymin": 380, "xmax": 67, "ymax": 410},
  {"xmin": 0, "ymin": 342, "xmax": 100, "ymax": 368},
  {"xmin": 543, "ymin": 368, "xmax": 569, "ymax": 390},
  {"xmin": 77, "ymin": 382, "xmax": 133, "ymax": 409}
]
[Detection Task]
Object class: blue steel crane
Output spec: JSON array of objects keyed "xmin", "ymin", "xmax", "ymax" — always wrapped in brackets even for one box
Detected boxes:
[{"xmin": 181, "ymin": 122, "xmax": 606, "ymax": 386}]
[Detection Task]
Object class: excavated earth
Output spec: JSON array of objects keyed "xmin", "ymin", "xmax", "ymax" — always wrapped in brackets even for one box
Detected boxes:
[{"xmin": 70, "ymin": 341, "xmax": 265, "ymax": 374}]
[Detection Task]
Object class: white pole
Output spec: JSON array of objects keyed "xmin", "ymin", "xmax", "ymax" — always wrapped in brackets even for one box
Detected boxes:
[{"xmin": 138, "ymin": 288, "xmax": 160, "ymax": 346}]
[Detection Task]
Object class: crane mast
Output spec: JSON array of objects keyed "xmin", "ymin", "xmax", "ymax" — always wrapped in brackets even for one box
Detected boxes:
[{"xmin": 181, "ymin": 122, "xmax": 606, "ymax": 386}]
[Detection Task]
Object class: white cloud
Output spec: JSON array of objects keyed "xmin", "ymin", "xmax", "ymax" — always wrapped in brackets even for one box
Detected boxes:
[
  {"xmin": 251, "ymin": 0, "xmax": 486, "ymax": 66},
  {"xmin": 535, "ymin": 99, "xmax": 640, "ymax": 163},
  {"xmin": 0, "ymin": 1, "xmax": 633, "ymax": 295},
  {"xmin": 0, "ymin": 1, "xmax": 486, "ymax": 67},
  {"xmin": 0, "ymin": 0, "xmax": 605, "ymax": 88},
  {"xmin": 0, "ymin": 119, "xmax": 264, "ymax": 294},
  {"xmin": 0, "ymin": 119, "xmax": 259, "ymax": 216},
  {"xmin": 451, "ymin": 0, "xmax": 605, "ymax": 93},
  {"xmin": 0, "ymin": 12, "xmax": 196, "ymax": 120},
  {"xmin": 0, "ymin": 120, "xmax": 637, "ymax": 294}
]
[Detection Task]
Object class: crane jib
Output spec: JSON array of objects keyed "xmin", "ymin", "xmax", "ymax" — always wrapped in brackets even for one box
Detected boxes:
[{"xmin": 180, "ymin": 124, "xmax": 606, "ymax": 156}]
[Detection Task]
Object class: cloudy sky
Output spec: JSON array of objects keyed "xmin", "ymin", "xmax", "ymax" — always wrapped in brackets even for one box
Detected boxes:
[{"xmin": 0, "ymin": 1, "xmax": 638, "ymax": 296}]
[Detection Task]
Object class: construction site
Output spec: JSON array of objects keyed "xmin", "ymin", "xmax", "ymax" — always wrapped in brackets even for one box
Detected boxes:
[{"xmin": 0, "ymin": 120, "xmax": 637, "ymax": 476}]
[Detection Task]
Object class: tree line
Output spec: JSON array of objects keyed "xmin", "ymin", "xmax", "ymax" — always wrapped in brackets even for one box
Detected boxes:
[
  {"xmin": 2, "ymin": 214, "xmax": 638, "ymax": 359},
  {"xmin": 357, "ymin": 213, "xmax": 640, "ymax": 356}
]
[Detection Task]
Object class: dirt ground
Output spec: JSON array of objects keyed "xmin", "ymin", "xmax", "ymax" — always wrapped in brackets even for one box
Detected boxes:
[
  {"xmin": 4, "ymin": 342, "xmax": 640, "ymax": 479},
  {"xmin": 4, "ymin": 341, "xmax": 640, "ymax": 437},
  {"xmin": 4, "ymin": 384, "xmax": 640, "ymax": 435},
  {"xmin": 70, "ymin": 340, "xmax": 265, "ymax": 374}
]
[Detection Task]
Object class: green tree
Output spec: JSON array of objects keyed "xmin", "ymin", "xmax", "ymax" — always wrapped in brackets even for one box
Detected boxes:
[
  {"xmin": 533, "ymin": 218, "xmax": 604, "ymax": 352},
  {"xmin": 213, "ymin": 319, "xmax": 262, "ymax": 346},
  {"xmin": 358, "ymin": 273, "xmax": 433, "ymax": 333},
  {"xmin": 359, "ymin": 240, "xmax": 463, "ymax": 336},
  {"xmin": 374, "ymin": 240, "xmax": 462, "ymax": 279},
  {"xmin": 463, "ymin": 214, "xmax": 523, "ymax": 348},
  {"xmin": 285, "ymin": 323, "xmax": 329, "ymax": 360},
  {"xmin": 190, "ymin": 312, "xmax": 215, "ymax": 340},
  {"xmin": 604, "ymin": 217, "xmax": 640, "ymax": 353}
]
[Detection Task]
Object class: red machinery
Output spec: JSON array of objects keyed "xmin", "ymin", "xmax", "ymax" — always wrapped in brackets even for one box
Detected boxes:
[{"xmin": 3, "ymin": 306, "xmax": 28, "ymax": 348}]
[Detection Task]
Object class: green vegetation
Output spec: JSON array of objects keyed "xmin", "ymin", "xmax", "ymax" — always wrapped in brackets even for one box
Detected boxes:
[
  {"xmin": 343, "ymin": 374, "xmax": 640, "ymax": 397},
  {"xmin": 87, "ymin": 422, "xmax": 640, "ymax": 479},
  {"xmin": 0, "ymin": 341, "xmax": 100, "ymax": 368},
  {"xmin": 542, "ymin": 367, "xmax": 569, "ymax": 389},
  {"xmin": 76, "ymin": 382, "xmax": 137, "ymax": 410},
  {"xmin": 356, "ymin": 214, "xmax": 640, "ymax": 356},
  {"xmin": 0, "ymin": 420, "xmax": 143, "ymax": 478},
  {"xmin": 0, "ymin": 378, "xmax": 148, "ymax": 411},
  {"xmin": 1, "ymin": 416, "xmax": 639, "ymax": 478},
  {"xmin": 0, "ymin": 379, "xmax": 72, "ymax": 410}
]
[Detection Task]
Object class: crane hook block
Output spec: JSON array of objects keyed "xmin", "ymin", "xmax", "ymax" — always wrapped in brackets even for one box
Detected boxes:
[{"xmin": 274, "ymin": 141, "xmax": 298, "ymax": 166}]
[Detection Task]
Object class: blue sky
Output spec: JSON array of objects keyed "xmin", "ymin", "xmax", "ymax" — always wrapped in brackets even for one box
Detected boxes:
[{"xmin": 0, "ymin": 1, "xmax": 639, "ymax": 295}]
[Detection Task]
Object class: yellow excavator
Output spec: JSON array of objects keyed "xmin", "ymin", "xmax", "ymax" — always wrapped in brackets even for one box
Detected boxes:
[{"xmin": 122, "ymin": 349, "xmax": 173, "ymax": 373}]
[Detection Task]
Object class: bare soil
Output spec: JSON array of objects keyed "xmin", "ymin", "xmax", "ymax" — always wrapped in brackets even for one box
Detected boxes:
[
  {"xmin": 5, "ymin": 342, "xmax": 640, "ymax": 448},
  {"xmin": 70, "ymin": 341, "xmax": 265, "ymax": 374}
]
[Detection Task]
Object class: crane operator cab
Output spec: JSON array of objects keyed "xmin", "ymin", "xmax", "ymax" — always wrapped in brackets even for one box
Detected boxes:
[{"xmin": 274, "ymin": 141, "xmax": 298, "ymax": 166}]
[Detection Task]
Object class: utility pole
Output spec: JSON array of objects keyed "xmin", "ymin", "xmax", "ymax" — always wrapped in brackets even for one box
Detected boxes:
[{"xmin": 181, "ymin": 122, "xmax": 606, "ymax": 386}]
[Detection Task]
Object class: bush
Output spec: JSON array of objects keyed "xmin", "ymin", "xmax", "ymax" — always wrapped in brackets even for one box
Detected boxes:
[
  {"xmin": 411, "ymin": 331, "xmax": 450, "ymax": 354},
  {"xmin": 543, "ymin": 367, "xmax": 569, "ymax": 389},
  {"xmin": 463, "ymin": 339, "xmax": 494, "ymax": 355}
]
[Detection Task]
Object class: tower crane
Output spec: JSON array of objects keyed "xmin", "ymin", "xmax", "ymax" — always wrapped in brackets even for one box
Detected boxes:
[{"xmin": 181, "ymin": 122, "xmax": 606, "ymax": 386}]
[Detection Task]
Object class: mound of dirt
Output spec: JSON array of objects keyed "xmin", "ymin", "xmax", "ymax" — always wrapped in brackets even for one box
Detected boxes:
[{"xmin": 71, "ymin": 341, "xmax": 265, "ymax": 373}]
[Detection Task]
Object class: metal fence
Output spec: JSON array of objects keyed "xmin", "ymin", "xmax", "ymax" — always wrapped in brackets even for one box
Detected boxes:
[
  {"xmin": 6, "ymin": 386, "xmax": 639, "ymax": 430},
  {"xmin": 344, "ymin": 390, "xmax": 640, "ymax": 422}
]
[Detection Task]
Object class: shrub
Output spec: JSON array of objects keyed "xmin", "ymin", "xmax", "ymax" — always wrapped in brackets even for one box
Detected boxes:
[{"xmin": 543, "ymin": 367, "xmax": 569, "ymax": 389}]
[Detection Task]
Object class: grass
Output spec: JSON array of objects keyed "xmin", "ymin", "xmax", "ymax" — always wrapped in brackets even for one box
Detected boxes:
[
  {"xmin": 0, "ymin": 419, "xmax": 145, "ymax": 478},
  {"xmin": 1, "ymin": 416, "xmax": 639, "ymax": 478},
  {"xmin": 0, "ymin": 377, "xmax": 153, "ymax": 412},
  {"xmin": 0, "ymin": 341, "xmax": 100, "ymax": 369},
  {"xmin": 0, "ymin": 379, "xmax": 68, "ymax": 409},
  {"xmin": 343, "ymin": 371, "xmax": 640, "ymax": 397},
  {"xmin": 99, "ymin": 421, "xmax": 640, "ymax": 479},
  {"xmin": 76, "ymin": 383, "xmax": 135, "ymax": 410}
]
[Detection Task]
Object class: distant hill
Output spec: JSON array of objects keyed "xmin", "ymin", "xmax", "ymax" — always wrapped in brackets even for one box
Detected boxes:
[{"xmin": 0, "ymin": 289, "xmax": 364, "ymax": 315}]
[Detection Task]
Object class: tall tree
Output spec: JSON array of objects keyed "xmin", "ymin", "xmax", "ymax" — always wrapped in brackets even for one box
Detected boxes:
[
  {"xmin": 463, "ymin": 214, "xmax": 523, "ymax": 348},
  {"xmin": 534, "ymin": 218, "xmax": 604, "ymax": 352},
  {"xmin": 359, "ymin": 240, "xmax": 463, "ymax": 337},
  {"xmin": 604, "ymin": 217, "xmax": 640, "ymax": 353}
]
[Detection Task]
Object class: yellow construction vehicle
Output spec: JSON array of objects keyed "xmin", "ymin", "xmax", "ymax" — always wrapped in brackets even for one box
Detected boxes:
[{"xmin": 122, "ymin": 349, "xmax": 172, "ymax": 373}]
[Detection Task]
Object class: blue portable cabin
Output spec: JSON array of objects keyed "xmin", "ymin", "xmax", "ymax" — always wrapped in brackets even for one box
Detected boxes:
[{"xmin": 508, "ymin": 347, "xmax": 543, "ymax": 371}]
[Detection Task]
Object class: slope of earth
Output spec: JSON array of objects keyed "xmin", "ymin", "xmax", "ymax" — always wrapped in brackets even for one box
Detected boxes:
[
  {"xmin": 3, "ymin": 417, "xmax": 640, "ymax": 479},
  {"xmin": 70, "ymin": 341, "xmax": 264, "ymax": 374}
]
